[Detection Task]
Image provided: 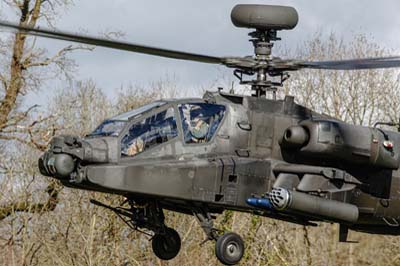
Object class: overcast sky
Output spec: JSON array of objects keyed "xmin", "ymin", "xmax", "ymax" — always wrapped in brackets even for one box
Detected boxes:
[{"xmin": 1, "ymin": 0, "xmax": 400, "ymax": 101}]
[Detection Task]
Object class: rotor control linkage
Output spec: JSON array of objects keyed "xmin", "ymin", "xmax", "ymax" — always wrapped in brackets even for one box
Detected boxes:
[{"xmin": 231, "ymin": 28, "xmax": 291, "ymax": 98}]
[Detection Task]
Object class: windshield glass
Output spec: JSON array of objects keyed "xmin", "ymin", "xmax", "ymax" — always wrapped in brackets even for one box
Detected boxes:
[
  {"xmin": 111, "ymin": 101, "xmax": 166, "ymax": 121},
  {"xmin": 179, "ymin": 103, "xmax": 225, "ymax": 143},
  {"xmin": 88, "ymin": 101, "xmax": 166, "ymax": 137},
  {"xmin": 121, "ymin": 107, "xmax": 178, "ymax": 157},
  {"xmin": 88, "ymin": 120, "xmax": 126, "ymax": 137}
]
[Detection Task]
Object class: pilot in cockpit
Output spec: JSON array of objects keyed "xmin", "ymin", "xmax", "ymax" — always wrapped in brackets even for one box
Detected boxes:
[
  {"xmin": 190, "ymin": 117, "xmax": 209, "ymax": 143},
  {"xmin": 181, "ymin": 105, "xmax": 211, "ymax": 143},
  {"xmin": 126, "ymin": 137, "xmax": 144, "ymax": 156}
]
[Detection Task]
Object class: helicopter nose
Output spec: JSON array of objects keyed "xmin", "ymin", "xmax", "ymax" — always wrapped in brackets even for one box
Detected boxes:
[
  {"xmin": 38, "ymin": 134, "xmax": 115, "ymax": 180},
  {"xmin": 39, "ymin": 152, "xmax": 76, "ymax": 179}
]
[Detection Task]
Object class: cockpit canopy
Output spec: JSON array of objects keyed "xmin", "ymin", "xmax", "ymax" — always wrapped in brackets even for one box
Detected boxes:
[
  {"xmin": 88, "ymin": 100, "xmax": 226, "ymax": 157},
  {"xmin": 89, "ymin": 120, "xmax": 126, "ymax": 137},
  {"xmin": 88, "ymin": 101, "xmax": 166, "ymax": 137},
  {"xmin": 179, "ymin": 103, "xmax": 225, "ymax": 143},
  {"xmin": 121, "ymin": 107, "xmax": 178, "ymax": 156},
  {"xmin": 111, "ymin": 101, "xmax": 166, "ymax": 121}
]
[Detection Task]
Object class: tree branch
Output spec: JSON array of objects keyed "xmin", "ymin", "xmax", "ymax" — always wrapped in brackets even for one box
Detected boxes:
[
  {"xmin": 22, "ymin": 45, "xmax": 93, "ymax": 69},
  {"xmin": 0, "ymin": 73, "xmax": 7, "ymax": 90},
  {"xmin": 0, "ymin": 181, "xmax": 62, "ymax": 221}
]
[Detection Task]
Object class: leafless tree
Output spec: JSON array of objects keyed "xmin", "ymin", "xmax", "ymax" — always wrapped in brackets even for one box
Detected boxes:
[
  {"xmin": 283, "ymin": 32, "xmax": 400, "ymax": 127},
  {"xmin": 0, "ymin": 0, "xmax": 91, "ymax": 146},
  {"xmin": 0, "ymin": 0, "xmax": 88, "ymax": 233}
]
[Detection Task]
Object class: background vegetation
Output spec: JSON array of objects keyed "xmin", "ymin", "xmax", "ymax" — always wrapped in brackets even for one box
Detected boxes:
[{"xmin": 1, "ymin": 1, "xmax": 400, "ymax": 265}]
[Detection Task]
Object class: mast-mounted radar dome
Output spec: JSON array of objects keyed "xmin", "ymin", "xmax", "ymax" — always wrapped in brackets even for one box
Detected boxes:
[{"xmin": 231, "ymin": 4, "xmax": 298, "ymax": 31}]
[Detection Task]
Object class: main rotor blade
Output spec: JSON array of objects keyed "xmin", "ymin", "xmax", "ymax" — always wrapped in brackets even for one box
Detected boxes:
[
  {"xmin": 0, "ymin": 20, "xmax": 223, "ymax": 64},
  {"xmin": 299, "ymin": 56, "xmax": 400, "ymax": 70}
]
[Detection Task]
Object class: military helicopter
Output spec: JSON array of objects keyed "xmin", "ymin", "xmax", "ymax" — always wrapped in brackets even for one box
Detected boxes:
[{"xmin": 3, "ymin": 4, "xmax": 400, "ymax": 265}]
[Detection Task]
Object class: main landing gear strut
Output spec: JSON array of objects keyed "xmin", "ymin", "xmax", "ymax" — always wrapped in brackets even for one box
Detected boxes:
[{"xmin": 90, "ymin": 199, "xmax": 244, "ymax": 265}]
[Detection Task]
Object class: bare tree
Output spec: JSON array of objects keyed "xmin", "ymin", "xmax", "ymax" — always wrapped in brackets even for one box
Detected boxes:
[
  {"xmin": 0, "ymin": 0, "xmax": 88, "ymax": 229},
  {"xmin": 0, "ymin": 0, "xmax": 89, "ymax": 144},
  {"xmin": 283, "ymin": 32, "xmax": 400, "ymax": 127}
]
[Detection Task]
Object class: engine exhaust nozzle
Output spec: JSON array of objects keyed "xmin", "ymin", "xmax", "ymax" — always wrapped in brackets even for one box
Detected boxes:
[{"xmin": 281, "ymin": 126, "xmax": 309, "ymax": 148}]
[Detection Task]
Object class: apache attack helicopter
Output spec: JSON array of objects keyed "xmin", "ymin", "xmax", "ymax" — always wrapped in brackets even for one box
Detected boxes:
[{"xmin": 3, "ymin": 4, "xmax": 400, "ymax": 265}]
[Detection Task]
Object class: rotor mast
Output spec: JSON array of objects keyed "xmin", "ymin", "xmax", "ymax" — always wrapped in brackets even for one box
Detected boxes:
[
  {"xmin": 250, "ymin": 29, "xmax": 280, "ymax": 98},
  {"xmin": 230, "ymin": 4, "xmax": 298, "ymax": 98}
]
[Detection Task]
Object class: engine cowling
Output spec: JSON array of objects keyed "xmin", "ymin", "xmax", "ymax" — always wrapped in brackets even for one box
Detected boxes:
[{"xmin": 280, "ymin": 120, "xmax": 400, "ymax": 169}]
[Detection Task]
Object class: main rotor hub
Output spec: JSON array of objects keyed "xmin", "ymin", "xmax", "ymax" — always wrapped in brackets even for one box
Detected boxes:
[
  {"xmin": 230, "ymin": 5, "xmax": 298, "ymax": 98},
  {"xmin": 233, "ymin": 29, "xmax": 287, "ymax": 98}
]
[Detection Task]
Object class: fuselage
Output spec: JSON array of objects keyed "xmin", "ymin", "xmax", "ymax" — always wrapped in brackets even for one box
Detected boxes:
[{"xmin": 39, "ymin": 90, "xmax": 400, "ymax": 236}]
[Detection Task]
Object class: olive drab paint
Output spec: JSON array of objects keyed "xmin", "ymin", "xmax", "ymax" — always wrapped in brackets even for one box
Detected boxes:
[{"xmin": 40, "ymin": 90, "xmax": 400, "ymax": 235}]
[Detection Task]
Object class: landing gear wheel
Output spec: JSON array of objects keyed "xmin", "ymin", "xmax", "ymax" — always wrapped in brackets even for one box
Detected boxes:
[
  {"xmin": 215, "ymin": 232, "xmax": 244, "ymax": 265},
  {"xmin": 152, "ymin": 227, "xmax": 181, "ymax": 260}
]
